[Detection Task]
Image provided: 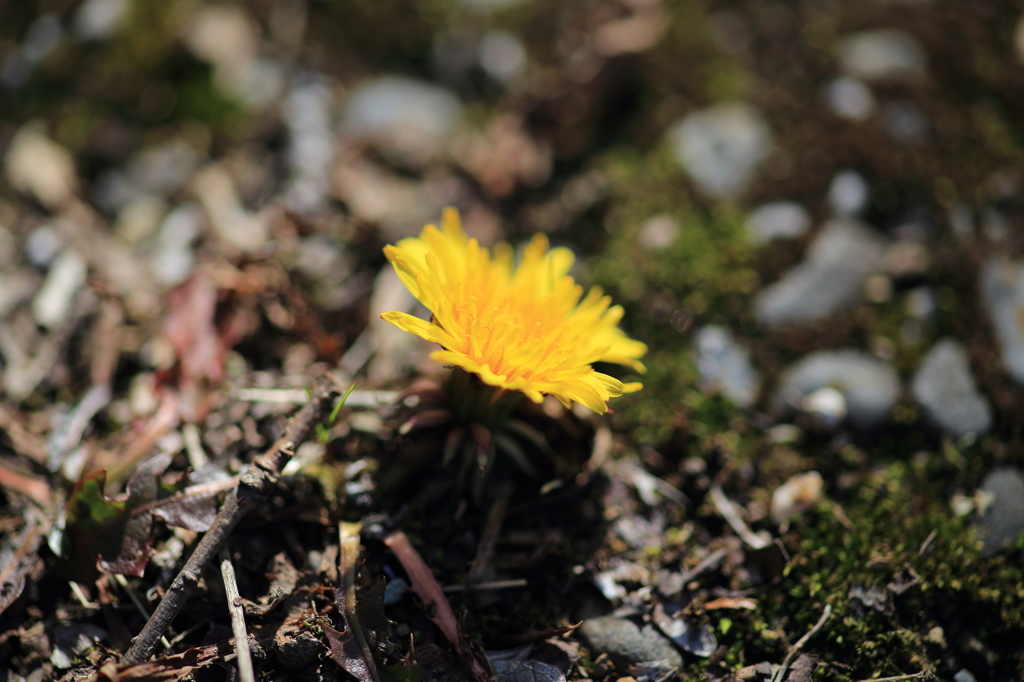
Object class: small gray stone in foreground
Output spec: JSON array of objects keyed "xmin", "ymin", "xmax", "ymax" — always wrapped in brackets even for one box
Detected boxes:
[
  {"xmin": 911, "ymin": 339, "xmax": 991, "ymax": 437},
  {"xmin": 578, "ymin": 617, "xmax": 683, "ymax": 670}
]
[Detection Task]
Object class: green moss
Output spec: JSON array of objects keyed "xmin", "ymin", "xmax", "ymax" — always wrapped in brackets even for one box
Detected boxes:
[
  {"xmin": 587, "ymin": 147, "xmax": 758, "ymax": 445},
  {"xmin": 719, "ymin": 464, "xmax": 1024, "ymax": 681}
]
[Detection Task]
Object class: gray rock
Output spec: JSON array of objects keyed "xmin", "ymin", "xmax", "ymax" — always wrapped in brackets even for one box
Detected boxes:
[
  {"xmin": 75, "ymin": 0, "xmax": 129, "ymax": 41},
  {"xmin": 695, "ymin": 325, "xmax": 760, "ymax": 407},
  {"xmin": 5, "ymin": 124, "xmax": 78, "ymax": 211},
  {"xmin": 838, "ymin": 29, "xmax": 926, "ymax": 82},
  {"xmin": 911, "ymin": 339, "xmax": 991, "ymax": 437},
  {"xmin": 977, "ymin": 469, "xmax": 1024, "ymax": 557},
  {"xmin": 478, "ymin": 31, "xmax": 527, "ymax": 84},
  {"xmin": 827, "ymin": 170, "xmax": 869, "ymax": 216},
  {"xmin": 24, "ymin": 225, "xmax": 65, "ymax": 267},
  {"xmin": 774, "ymin": 350, "xmax": 900, "ymax": 430},
  {"xmin": 343, "ymin": 76, "xmax": 462, "ymax": 163},
  {"xmin": 153, "ymin": 204, "xmax": 203, "ymax": 286},
  {"xmin": 32, "ymin": 249, "xmax": 87, "ymax": 329},
  {"xmin": 905, "ymin": 287, "xmax": 937, "ymax": 320},
  {"xmin": 745, "ymin": 202, "xmax": 810, "ymax": 244},
  {"xmin": 285, "ymin": 79, "xmax": 335, "ymax": 214},
  {"xmin": 755, "ymin": 219, "xmax": 886, "ymax": 326},
  {"xmin": 578, "ymin": 617, "xmax": 683, "ymax": 670},
  {"xmin": 94, "ymin": 140, "xmax": 200, "ymax": 212},
  {"xmin": 23, "ymin": 14, "xmax": 64, "ymax": 64},
  {"xmin": 825, "ymin": 76, "xmax": 876, "ymax": 121},
  {"xmin": 980, "ymin": 257, "xmax": 1024, "ymax": 383},
  {"xmin": 668, "ymin": 104, "xmax": 772, "ymax": 199}
]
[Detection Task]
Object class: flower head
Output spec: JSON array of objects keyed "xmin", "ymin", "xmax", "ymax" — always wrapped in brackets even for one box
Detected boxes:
[{"xmin": 381, "ymin": 208, "xmax": 646, "ymax": 414}]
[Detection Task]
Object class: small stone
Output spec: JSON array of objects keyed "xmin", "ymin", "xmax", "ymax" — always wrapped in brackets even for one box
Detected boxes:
[
  {"xmin": 863, "ymin": 274, "xmax": 892, "ymax": 303},
  {"xmin": 825, "ymin": 76, "xmax": 876, "ymax": 121},
  {"xmin": 153, "ymin": 204, "xmax": 203, "ymax": 286},
  {"xmin": 837, "ymin": 29, "xmax": 926, "ymax": 82},
  {"xmin": 158, "ymin": 203, "xmax": 203, "ymax": 249},
  {"xmin": 5, "ymin": 123, "xmax": 78, "ymax": 210},
  {"xmin": 343, "ymin": 76, "xmax": 463, "ymax": 164},
  {"xmin": 24, "ymin": 225, "xmax": 65, "ymax": 267},
  {"xmin": 285, "ymin": 79, "xmax": 335, "ymax": 214},
  {"xmin": 578, "ymin": 617, "xmax": 683, "ymax": 670},
  {"xmin": 96, "ymin": 141, "xmax": 200, "ymax": 212},
  {"xmin": 668, "ymin": 104, "xmax": 773, "ymax": 199},
  {"xmin": 115, "ymin": 196, "xmax": 166, "ymax": 245},
  {"xmin": 75, "ymin": 0, "xmax": 129, "ymax": 41},
  {"xmin": 911, "ymin": 339, "xmax": 991, "ymax": 437},
  {"xmin": 22, "ymin": 14, "xmax": 64, "ymax": 63},
  {"xmin": 905, "ymin": 287, "xmax": 937, "ymax": 320},
  {"xmin": 638, "ymin": 214, "xmax": 680, "ymax": 250},
  {"xmin": 183, "ymin": 4, "xmax": 260, "ymax": 99},
  {"xmin": 755, "ymin": 219, "xmax": 887, "ymax": 326},
  {"xmin": 774, "ymin": 350, "xmax": 900, "ymax": 430},
  {"xmin": 976, "ymin": 468, "xmax": 1024, "ymax": 557},
  {"xmin": 979, "ymin": 257, "xmax": 1024, "ymax": 383},
  {"xmin": 130, "ymin": 140, "xmax": 201, "ymax": 199},
  {"xmin": 32, "ymin": 249, "xmax": 87, "ymax": 329},
  {"xmin": 802, "ymin": 387, "xmax": 847, "ymax": 427},
  {"xmin": 694, "ymin": 325, "xmax": 760, "ymax": 407},
  {"xmin": 771, "ymin": 471, "xmax": 825, "ymax": 527},
  {"xmin": 745, "ymin": 202, "xmax": 810, "ymax": 244},
  {"xmin": 191, "ymin": 164, "xmax": 270, "ymax": 253},
  {"xmin": 478, "ymin": 31, "xmax": 527, "ymax": 84},
  {"xmin": 827, "ymin": 170, "xmax": 869, "ymax": 216}
]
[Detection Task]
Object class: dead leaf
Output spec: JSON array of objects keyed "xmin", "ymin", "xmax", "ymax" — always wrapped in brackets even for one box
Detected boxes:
[
  {"xmin": 91, "ymin": 643, "xmax": 226, "ymax": 682},
  {"xmin": 324, "ymin": 623, "xmax": 378, "ymax": 682},
  {"xmin": 59, "ymin": 453, "xmax": 227, "ymax": 579}
]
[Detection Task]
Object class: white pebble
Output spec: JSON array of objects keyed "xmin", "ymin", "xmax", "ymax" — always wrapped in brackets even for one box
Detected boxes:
[
  {"xmin": 32, "ymin": 248, "xmax": 87, "ymax": 328},
  {"xmin": 825, "ymin": 76, "xmax": 876, "ymax": 121},
  {"xmin": 828, "ymin": 170, "xmax": 869, "ymax": 216}
]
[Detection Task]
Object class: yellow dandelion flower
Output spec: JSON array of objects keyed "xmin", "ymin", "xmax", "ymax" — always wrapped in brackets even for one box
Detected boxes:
[{"xmin": 381, "ymin": 208, "xmax": 647, "ymax": 414}]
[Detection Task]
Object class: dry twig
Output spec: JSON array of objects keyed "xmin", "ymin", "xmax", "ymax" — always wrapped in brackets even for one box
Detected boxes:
[
  {"xmin": 772, "ymin": 604, "xmax": 832, "ymax": 682},
  {"xmin": 220, "ymin": 548, "xmax": 256, "ymax": 682},
  {"xmin": 710, "ymin": 484, "xmax": 770, "ymax": 550},
  {"xmin": 120, "ymin": 375, "xmax": 341, "ymax": 665}
]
